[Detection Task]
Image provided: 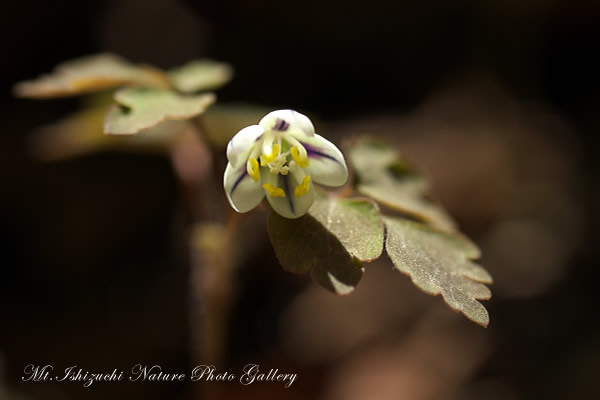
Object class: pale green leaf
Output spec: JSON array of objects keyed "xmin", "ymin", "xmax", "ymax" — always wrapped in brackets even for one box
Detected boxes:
[
  {"xmin": 168, "ymin": 60, "xmax": 233, "ymax": 93},
  {"xmin": 348, "ymin": 138, "xmax": 398, "ymax": 179},
  {"xmin": 14, "ymin": 53, "xmax": 169, "ymax": 98},
  {"xmin": 29, "ymin": 89, "xmax": 201, "ymax": 160},
  {"xmin": 348, "ymin": 137, "xmax": 456, "ymax": 232},
  {"xmin": 29, "ymin": 104, "xmax": 200, "ymax": 160},
  {"xmin": 384, "ymin": 217, "xmax": 492, "ymax": 326},
  {"xmin": 308, "ymin": 196, "xmax": 384, "ymax": 262},
  {"xmin": 267, "ymin": 212, "xmax": 364, "ymax": 295},
  {"xmin": 104, "ymin": 88, "xmax": 215, "ymax": 135},
  {"xmin": 359, "ymin": 175, "xmax": 456, "ymax": 232}
]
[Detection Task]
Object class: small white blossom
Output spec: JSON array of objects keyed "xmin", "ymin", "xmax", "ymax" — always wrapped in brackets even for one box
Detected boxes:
[{"xmin": 223, "ymin": 110, "xmax": 348, "ymax": 218}]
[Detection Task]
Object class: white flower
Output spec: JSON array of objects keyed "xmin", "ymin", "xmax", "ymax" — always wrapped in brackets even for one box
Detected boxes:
[{"xmin": 224, "ymin": 109, "xmax": 348, "ymax": 218}]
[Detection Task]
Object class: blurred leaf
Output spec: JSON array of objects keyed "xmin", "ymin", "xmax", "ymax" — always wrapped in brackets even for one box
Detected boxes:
[
  {"xmin": 168, "ymin": 60, "xmax": 233, "ymax": 93},
  {"xmin": 14, "ymin": 53, "xmax": 169, "ymax": 98},
  {"xmin": 105, "ymin": 88, "xmax": 215, "ymax": 135},
  {"xmin": 30, "ymin": 104, "xmax": 201, "ymax": 161},
  {"xmin": 360, "ymin": 175, "xmax": 457, "ymax": 232},
  {"xmin": 267, "ymin": 212, "xmax": 364, "ymax": 295},
  {"xmin": 29, "ymin": 106, "xmax": 110, "ymax": 160},
  {"xmin": 309, "ymin": 196, "xmax": 384, "ymax": 262},
  {"xmin": 201, "ymin": 103, "xmax": 272, "ymax": 147},
  {"xmin": 384, "ymin": 217, "xmax": 492, "ymax": 326},
  {"xmin": 348, "ymin": 137, "xmax": 456, "ymax": 232},
  {"xmin": 348, "ymin": 137, "xmax": 398, "ymax": 179}
]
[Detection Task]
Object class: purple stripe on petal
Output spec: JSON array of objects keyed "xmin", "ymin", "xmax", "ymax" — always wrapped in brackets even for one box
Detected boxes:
[
  {"xmin": 280, "ymin": 174, "xmax": 295, "ymax": 215},
  {"xmin": 230, "ymin": 168, "xmax": 248, "ymax": 196},
  {"xmin": 302, "ymin": 142, "xmax": 340, "ymax": 163},
  {"xmin": 274, "ymin": 118, "xmax": 290, "ymax": 131}
]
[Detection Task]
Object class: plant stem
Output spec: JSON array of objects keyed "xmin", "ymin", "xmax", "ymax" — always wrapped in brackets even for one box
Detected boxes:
[{"xmin": 173, "ymin": 117, "xmax": 244, "ymax": 399}]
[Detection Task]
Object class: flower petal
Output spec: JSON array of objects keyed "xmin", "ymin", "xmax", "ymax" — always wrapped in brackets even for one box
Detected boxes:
[
  {"xmin": 301, "ymin": 134, "xmax": 348, "ymax": 187},
  {"xmin": 259, "ymin": 109, "xmax": 315, "ymax": 137},
  {"xmin": 223, "ymin": 162, "xmax": 264, "ymax": 212},
  {"xmin": 226, "ymin": 124, "xmax": 264, "ymax": 168},
  {"xmin": 262, "ymin": 169, "xmax": 315, "ymax": 219}
]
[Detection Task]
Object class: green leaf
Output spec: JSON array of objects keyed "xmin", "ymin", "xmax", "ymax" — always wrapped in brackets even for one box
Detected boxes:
[
  {"xmin": 308, "ymin": 196, "xmax": 384, "ymax": 262},
  {"xmin": 383, "ymin": 217, "xmax": 492, "ymax": 326},
  {"xmin": 348, "ymin": 137, "xmax": 456, "ymax": 232},
  {"xmin": 14, "ymin": 53, "xmax": 169, "ymax": 98},
  {"xmin": 267, "ymin": 212, "xmax": 364, "ymax": 295},
  {"xmin": 168, "ymin": 60, "xmax": 233, "ymax": 93},
  {"xmin": 104, "ymin": 88, "xmax": 215, "ymax": 135}
]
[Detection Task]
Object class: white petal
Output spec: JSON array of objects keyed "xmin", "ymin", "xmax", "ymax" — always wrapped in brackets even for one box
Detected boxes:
[
  {"xmin": 226, "ymin": 125, "xmax": 264, "ymax": 168},
  {"xmin": 223, "ymin": 162, "xmax": 264, "ymax": 213},
  {"xmin": 259, "ymin": 109, "xmax": 315, "ymax": 137},
  {"xmin": 263, "ymin": 170, "xmax": 315, "ymax": 219},
  {"xmin": 300, "ymin": 134, "xmax": 348, "ymax": 187}
]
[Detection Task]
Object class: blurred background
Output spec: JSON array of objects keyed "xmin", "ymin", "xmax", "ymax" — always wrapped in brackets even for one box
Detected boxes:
[{"xmin": 0, "ymin": 0, "xmax": 599, "ymax": 399}]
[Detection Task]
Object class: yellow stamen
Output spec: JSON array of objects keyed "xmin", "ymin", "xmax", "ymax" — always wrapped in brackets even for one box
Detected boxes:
[
  {"xmin": 294, "ymin": 175, "xmax": 311, "ymax": 197},
  {"xmin": 291, "ymin": 146, "xmax": 309, "ymax": 168},
  {"xmin": 262, "ymin": 183, "xmax": 286, "ymax": 198},
  {"xmin": 260, "ymin": 143, "xmax": 281, "ymax": 166},
  {"xmin": 246, "ymin": 158, "xmax": 260, "ymax": 182}
]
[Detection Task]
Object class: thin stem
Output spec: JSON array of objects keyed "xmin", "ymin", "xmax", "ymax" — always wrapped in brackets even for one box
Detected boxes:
[{"xmin": 174, "ymin": 115, "xmax": 245, "ymax": 399}]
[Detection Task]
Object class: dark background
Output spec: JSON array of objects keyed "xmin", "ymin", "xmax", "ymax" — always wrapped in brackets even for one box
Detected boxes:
[{"xmin": 0, "ymin": 0, "xmax": 599, "ymax": 399}]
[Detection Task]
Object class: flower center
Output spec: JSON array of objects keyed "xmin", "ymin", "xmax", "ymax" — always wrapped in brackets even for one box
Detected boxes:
[
  {"xmin": 246, "ymin": 127, "xmax": 313, "ymax": 198},
  {"xmin": 267, "ymin": 153, "xmax": 291, "ymax": 175}
]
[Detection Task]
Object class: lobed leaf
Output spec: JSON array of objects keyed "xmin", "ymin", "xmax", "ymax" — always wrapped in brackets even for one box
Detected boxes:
[
  {"xmin": 308, "ymin": 196, "xmax": 384, "ymax": 262},
  {"xmin": 348, "ymin": 137, "xmax": 456, "ymax": 232},
  {"xmin": 267, "ymin": 211, "xmax": 364, "ymax": 295},
  {"xmin": 168, "ymin": 60, "xmax": 233, "ymax": 93},
  {"xmin": 104, "ymin": 88, "xmax": 215, "ymax": 135},
  {"xmin": 383, "ymin": 217, "xmax": 492, "ymax": 326},
  {"xmin": 14, "ymin": 53, "xmax": 169, "ymax": 98}
]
